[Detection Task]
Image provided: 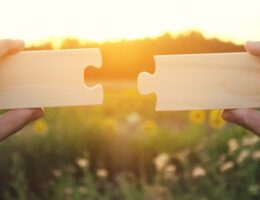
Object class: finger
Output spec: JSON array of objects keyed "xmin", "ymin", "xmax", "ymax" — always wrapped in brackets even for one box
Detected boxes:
[
  {"xmin": 245, "ymin": 41, "xmax": 260, "ymax": 56},
  {"xmin": 0, "ymin": 39, "xmax": 25, "ymax": 59},
  {"xmin": 0, "ymin": 108, "xmax": 44, "ymax": 142},
  {"xmin": 222, "ymin": 109, "xmax": 260, "ymax": 136}
]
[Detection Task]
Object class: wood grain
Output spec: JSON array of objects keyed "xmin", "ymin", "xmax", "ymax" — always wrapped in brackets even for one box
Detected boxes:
[
  {"xmin": 0, "ymin": 49, "xmax": 103, "ymax": 109},
  {"xmin": 138, "ymin": 52, "xmax": 260, "ymax": 111}
]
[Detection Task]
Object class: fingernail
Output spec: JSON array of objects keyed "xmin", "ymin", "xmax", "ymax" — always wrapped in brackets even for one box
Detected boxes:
[
  {"xmin": 36, "ymin": 108, "xmax": 44, "ymax": 118},
  {"xmin": 245, "ymin": 41, "xmax": 254, "ymax": 49},
  {"xmin": 222, "ymin": 110, "xmax": 234, "ymax": 122},
  {"xmin": 246, "ymin": 41, "xmax": 260, "ymax": 47},
  {"xmin": 28, "ymin": 108, "xmax": 44, "ymax": 120},
  {"xmin": 246, "ymin": 41, "xmax": 254, "ymax": 45}
]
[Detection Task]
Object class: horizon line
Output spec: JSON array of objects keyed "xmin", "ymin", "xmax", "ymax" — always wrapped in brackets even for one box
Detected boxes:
[{"xmin": 27, "ymin": 30, "xmax": 244, "ymax": 49}]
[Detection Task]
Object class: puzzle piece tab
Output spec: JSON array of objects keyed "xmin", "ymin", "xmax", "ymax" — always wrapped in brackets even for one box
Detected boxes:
[
  {"xmin": 0, "ymin": 49, "xmax": 103, "ymax": 109},
  {"xmin": 138, "ymin": 52, "xmax": 260, "ymax": 111}
]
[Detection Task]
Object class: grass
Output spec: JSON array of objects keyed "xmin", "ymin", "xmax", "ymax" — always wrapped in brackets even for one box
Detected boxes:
[{"xmin": 0, "ymin": 82, "xmax": 259, "ymax": 199}]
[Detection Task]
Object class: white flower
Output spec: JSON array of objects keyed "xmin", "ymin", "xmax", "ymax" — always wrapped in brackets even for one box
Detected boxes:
[
  {"xmin": 126, "ymin": 112, "xmax": 141, "ymax": 125},
  {"xmin": 64, "ymin": 187, "xmax": 73, "ymax": 195},
  {"xmin": 176, "ymin": 149, "xmax": 190, "ymax": 163},
  {"xmin": 236, "ymin": 150, "xmax": 250, "ymax": 164},
  {"xmin": 76, "ymin": 158, "xmax": 89, "ymax": 168},
  {"xmin": 65, "ymin": 165, "xmax": 77, "ymax": 173},
  {"xmin": 153, "ymin": 153, "xmax": 170, "ymax": 171},
  {"xmin": 162, "ymin": 164, "xmax": 177, "ymax": 180},
  {"xmin": 228, "ymin": 139, "xmax": 239, "ymax": 153},
  {"xmin": 192, "ymin": 166, "xmax": 206, "ymax": 178},
  {"xmin": 220, "ymin": 161, "xmax": 234, "ymax": 172},
  {"xmin": 79, "ymin": 186, "xmax": 87, "ymax": 194},
  {"xmin": 218, "ymin": 154, "xmax": 226, "ymax": 164},
  {"xmin": 242, "ymin": 136, "xmax": 259, "ymax": 146},
  {"xmin": 52, "ymin": 169, "xmax": 62, "ymax": 177},
  {"xmin": 252, "ymin": 150, "xmax": 260, "ymax": 160},
  {"xmin": 96, "ymin": 168, "xmax": 108, "ymax": 178},
  {"xmin": 248, "ymin": 184, "xmax": 260, "ymax": 195}
]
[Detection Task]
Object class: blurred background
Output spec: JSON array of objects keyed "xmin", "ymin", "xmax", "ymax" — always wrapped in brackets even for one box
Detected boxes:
[{"xmin": 0, "ymin": 0, "xmax": 260, "ymax": 199}]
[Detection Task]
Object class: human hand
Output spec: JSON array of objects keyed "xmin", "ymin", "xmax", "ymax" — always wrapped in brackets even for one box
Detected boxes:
[
  {"xmin": 222, "ymin": 41, "xmax": 260, "ymax": 136},
  {"xmin": 0, "ymin": 39, "xmax": 44, "ymax": 142}
]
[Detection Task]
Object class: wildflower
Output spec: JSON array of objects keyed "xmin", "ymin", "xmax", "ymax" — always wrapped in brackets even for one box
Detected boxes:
[
  {"xmin": 252, "ymin": 150, "xmax": 260, "ymax": 160},
  {"xmin": 228, "ymin": 138, "xmax": 239, "ymax": 153},
  {"xmin": 248, "ymin": 184, "xmax": 260, "ymax": 195},
  {"xmin": 162, "ymin": 164, "xmax": 177, "ymax": 180},
  {"xmin": 76, "ymin": 158, "xmax": 89, "ymax": 168},
  {"xmin": 192, "ymin": 166, "xmax": 206, "ymax": 178},
  {"xmin": 236, "ymin": 150, "xmax": 250, "ymax": 164},
  {"xmin": 242, "ymin": 136, "xmax": 259, "ymax": 146},
  {"xmin": 79, "ymin": 186, "xmax": 87, "ymax": 194},
  {"xmin": 126, "ymin": 112, "xmax": 141, "ymax": 126},
  {"xmin": 220, "ymin": 161, "xmax": 234, "ymax": 173},
  {"xmin": 115, "ymin": 171, "xmax": 134, "ymax": 185},
  {"xmin": 188, "ymin": 110, "xmax": 206, "ymax": 125},
  {"xmin": 64, "ymin": 187, "xmax": 73, "ymax": 195},
  {"xmin": 176, "ymin": 149, "xmax": 190, "ymax": 163},
  {"xmin": 145, "ymin": 185, "xmax": 172, "ymax": 200},
  {"xmin": 103, "ymin": 117, "xmax": 118, "ymax": 132},
  {"xmin": 32, "ymin": 119, "xmax": 48, "ymax": 134},
  {"xmin": 52, "ymin": 169, "xmax": 62, "ymax": 178},
  {"xmin": 153, "ymin": 153, "xmax": 170, "ymax": 171},
  {"xmin": 209, "ymin": 110, "xmax": 226, "ymax": 129},
  {"xmin": 96, "ymin": 168, "xmax": 108, "ymax": 179},
  {"xmin": 143, "ymin": 120, "xmax": 157, "ymax": 132},
  {"xmin": 64, "ymin": 165, "xmax": 77, "ymax": 173},
  {"xmin": 218, "ymin": 154, "xmax": 226, "ymax": 164}
]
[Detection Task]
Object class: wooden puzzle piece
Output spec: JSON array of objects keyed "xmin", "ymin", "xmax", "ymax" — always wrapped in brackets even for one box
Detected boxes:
[
  {"xmin": 0, "ymin": 49, "xmax": 103, "ymax": 109},
  {"xmin": 138, "ymin": 52, "xmax": 260, "ymax": 111}
]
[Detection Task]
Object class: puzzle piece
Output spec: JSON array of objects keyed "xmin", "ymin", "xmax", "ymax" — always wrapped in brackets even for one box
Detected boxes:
[
  {"xmin": 0, "ymin": 49, "xmax": 103, "ymax": 109},
  {"xmin": 138, "ymin": 52, "xmax": 260, "ymax": 111}
]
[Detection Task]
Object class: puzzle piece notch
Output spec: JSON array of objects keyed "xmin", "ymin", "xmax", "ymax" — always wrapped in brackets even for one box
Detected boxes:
[
  {"xmin": 137, "ymin": 71, "xmax": 156, "ymax": 95},
  {"xmin": 0, "ymin": 49, "xmax": 103, "ymax": 109},
  {"xmin": 138, "ymin": 52, "xmax": 260, "ymax": 111}
]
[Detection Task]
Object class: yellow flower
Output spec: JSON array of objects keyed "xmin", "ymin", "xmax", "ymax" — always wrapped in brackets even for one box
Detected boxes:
[
  {"xmin": 209, "ymin": 110, "xmax": 225, "ymax": 129},
  {"xmin": 126, "ymin": 112, "xmax": 141, "ymax": 126},
  {"xmin": 143, "ymin": 120, "xmax": 157, "ymax": 131},
  {"xmin": 188, "ymin": 110, "xmax": 206, "ymax": 125},
  {"xmin": 103, "ymin": 117, "xmax": 118, "ymax": 133},
  {"xmin": 32, "ymin": 119, "xmax": 48, "ymax": 134}
]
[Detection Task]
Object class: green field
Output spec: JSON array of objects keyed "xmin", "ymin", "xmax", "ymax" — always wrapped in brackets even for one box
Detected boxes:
[{"xmin": 0, "ymin": 82, "xmax": 259, "ymax": 200}]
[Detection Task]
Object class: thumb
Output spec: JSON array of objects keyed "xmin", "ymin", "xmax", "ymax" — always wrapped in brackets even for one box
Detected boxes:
[
  {"xmin": 222, "ymin": 109, "xmax": 260, "ymax": 136},
  {"xmin": 0, "ymin": 108, "xmax": 44, "ymax": 142},
  {"xmin": 0, "ymin": 39, "xmax": 25, "ymax": 59},
  {"xmin": 245, "ymin": 41, "xmax": 260, "ymax": 56}
]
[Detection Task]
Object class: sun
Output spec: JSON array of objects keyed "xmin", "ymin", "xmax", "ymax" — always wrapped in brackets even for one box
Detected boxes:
[{"xmin": 0, "ymin": 0, "xmax": 259, "ymax": 44}]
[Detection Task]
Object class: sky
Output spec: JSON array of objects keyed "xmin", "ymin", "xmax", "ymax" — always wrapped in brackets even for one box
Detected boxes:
[{"xmin": 0, "ymin": 0, "xmax": 260, "ymax": 45}]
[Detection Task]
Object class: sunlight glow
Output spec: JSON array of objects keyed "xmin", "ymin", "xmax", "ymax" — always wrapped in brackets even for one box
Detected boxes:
[{"xmin": 0, "ymin": 0, "xmax": 259, "ymax": 44}]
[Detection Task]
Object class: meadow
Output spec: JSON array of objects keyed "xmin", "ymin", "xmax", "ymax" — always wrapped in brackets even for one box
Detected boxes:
[
  {"xmin": 0, "ymin": 82, "xmax": 259, "ymax": 200},
  {"xmin": 0, "ymin": 32, "xmax": 259, "ymax": 199}
]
